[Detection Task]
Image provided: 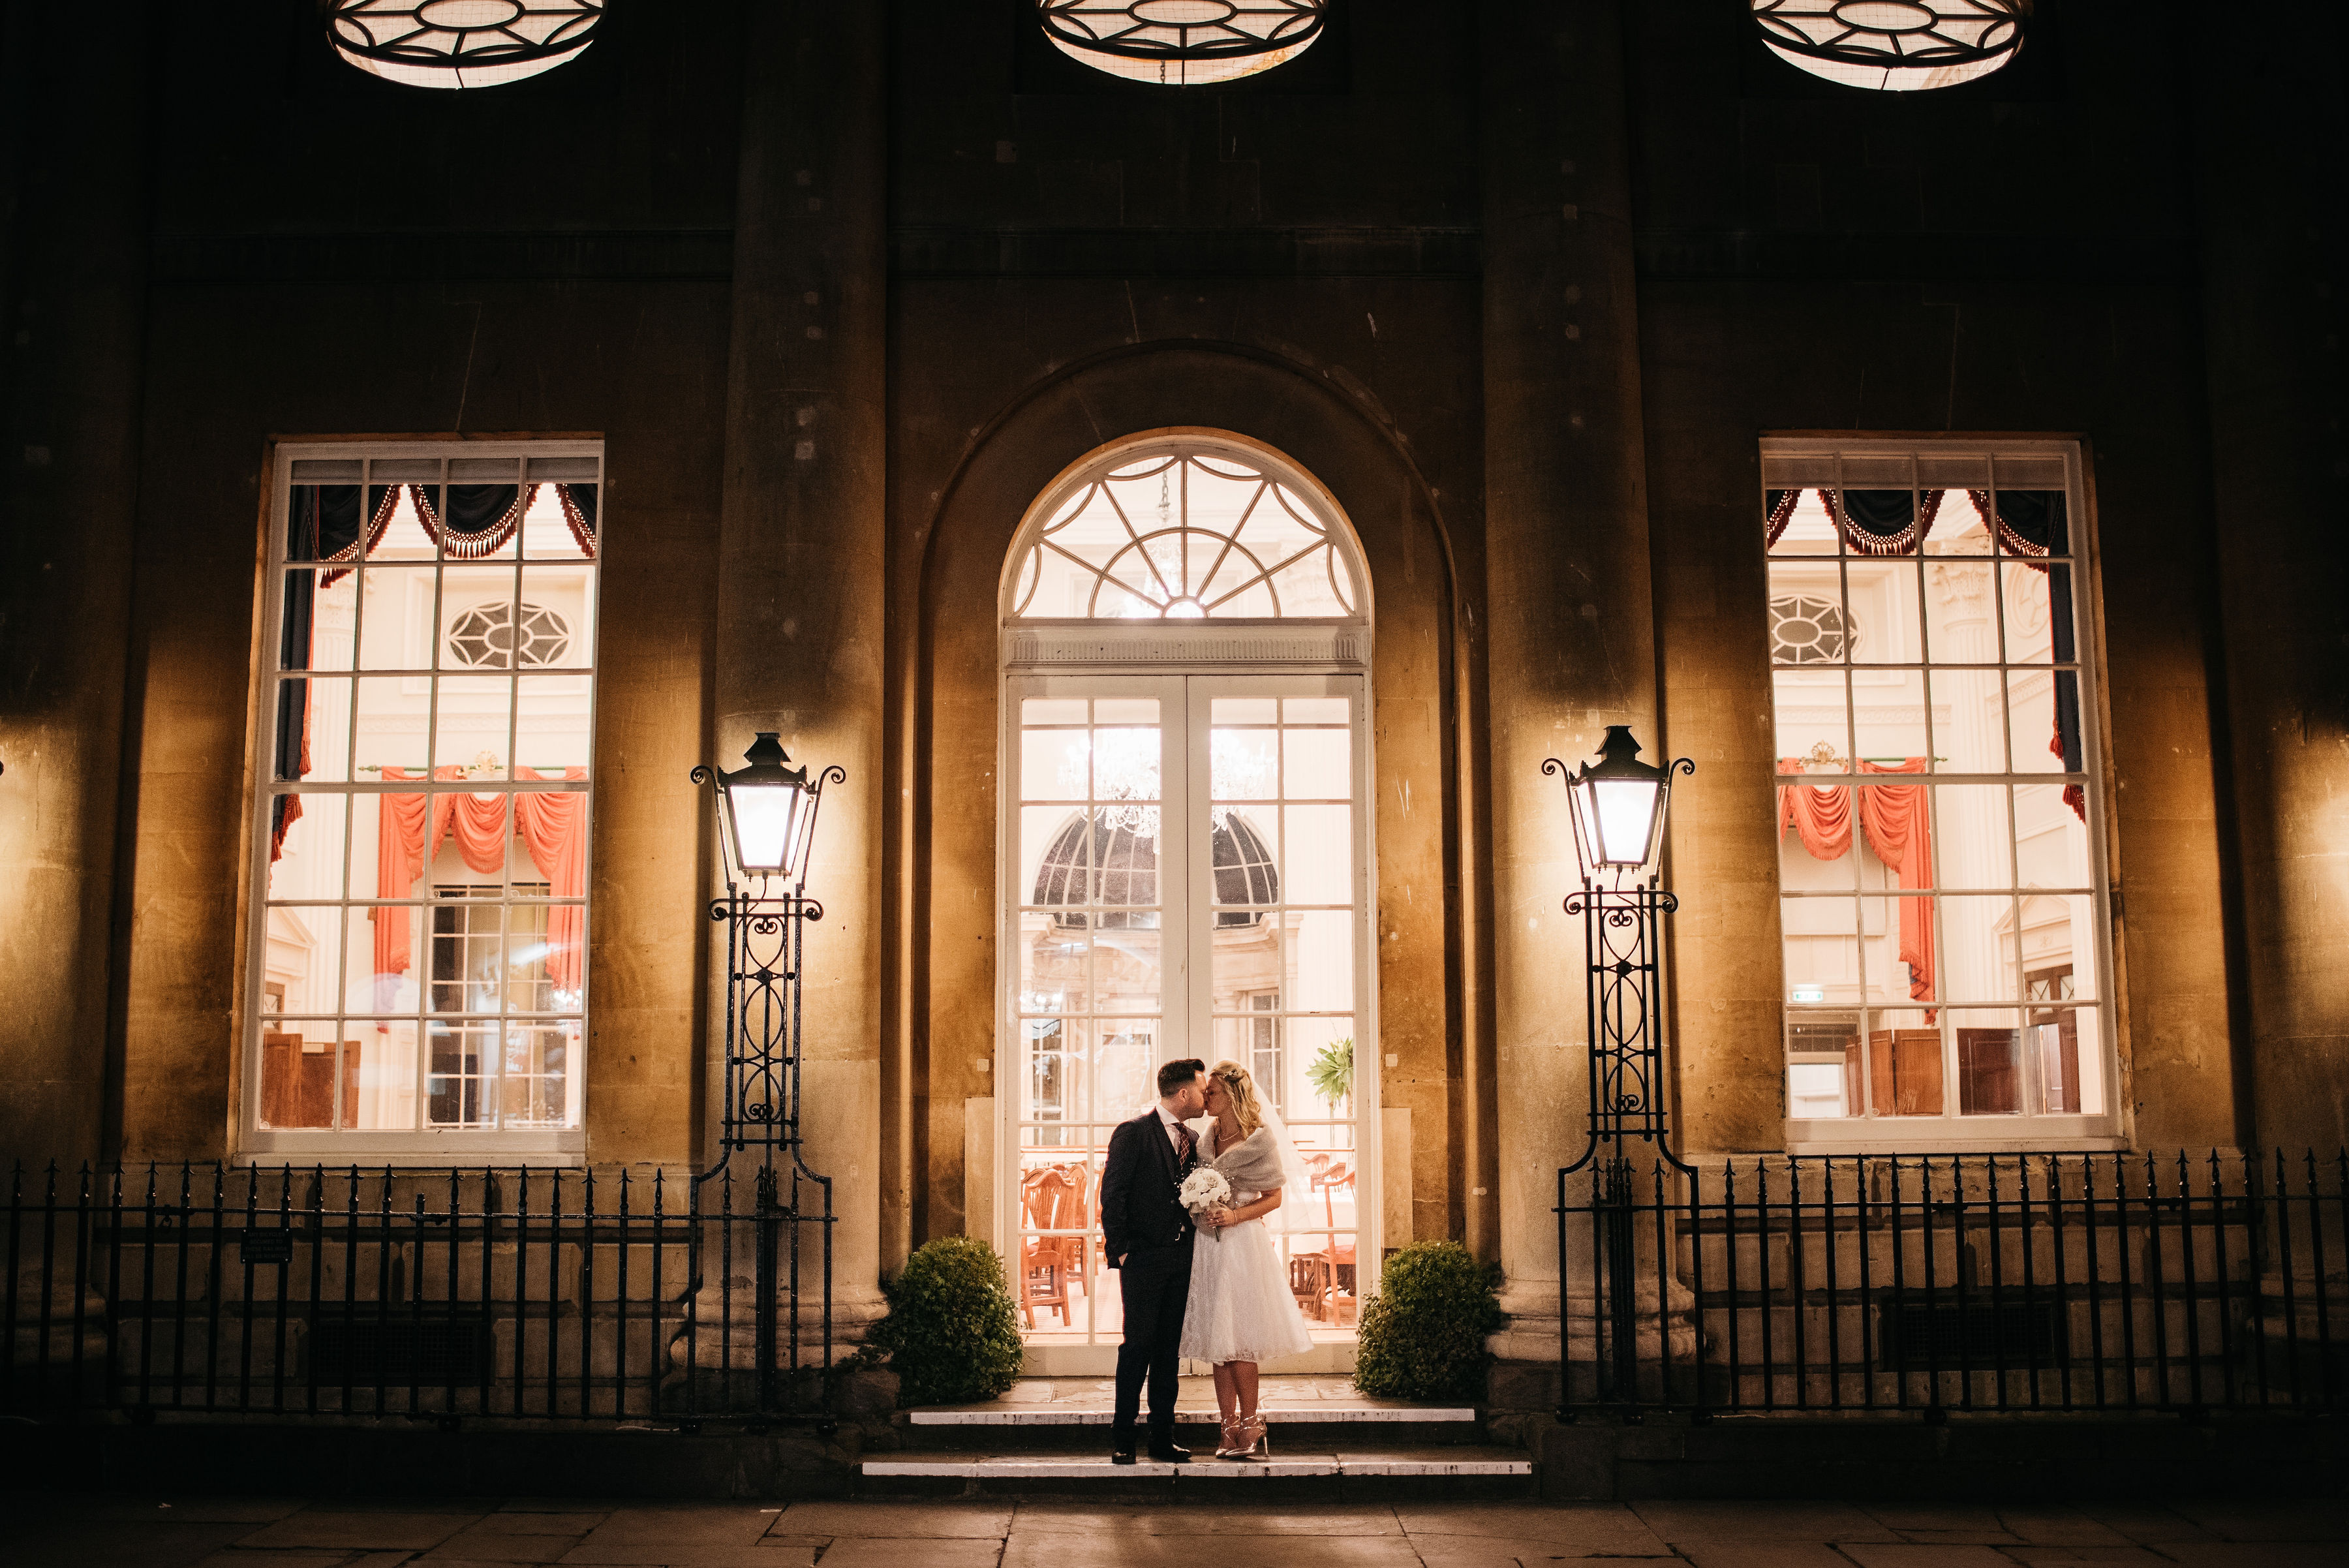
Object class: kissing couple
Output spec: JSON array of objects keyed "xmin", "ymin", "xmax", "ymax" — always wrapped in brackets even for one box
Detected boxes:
[{"xmin": 1098, "ymin": 1056, "xmax": 1316, "ymax": 1464}]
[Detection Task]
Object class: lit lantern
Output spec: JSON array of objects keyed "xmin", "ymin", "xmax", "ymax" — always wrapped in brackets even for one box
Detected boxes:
[
  {"xmin": 1559, "ymin": 726, "xmax": 1678, "ymax": 876},
  {"xmin": 715, "ymin": 733, "xmax": 819, "ymax": 884},
  {"xmin": 330, "ymin": 0, "xmax": 603, "ymax": 91},
  {"xmin": 1751, "ymin": 0, "xmax": 2026, "ymax": 93},
  {"xmin": 1037, "ymin": 0, "xmax": 1327, "ymax": 87}
]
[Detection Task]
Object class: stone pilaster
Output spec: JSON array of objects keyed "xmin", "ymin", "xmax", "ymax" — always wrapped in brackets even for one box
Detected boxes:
[
  {"xmin": 1479, "ymin": 0, "xmax": 1661, "ymax": 1362},
  {"xmin": 713, "ymin": 3, "xmax": 889, "ymax": 1334}
]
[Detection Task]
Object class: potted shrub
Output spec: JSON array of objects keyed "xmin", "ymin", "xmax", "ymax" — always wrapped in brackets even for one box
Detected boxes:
[
  {"xmin": 1351, "ymin": 1239, "xmax": 1503, "ymax": 1402},
  {"xmin": 863, "ymin": 1235, "xmax": 1024, "ymax": 1407}
]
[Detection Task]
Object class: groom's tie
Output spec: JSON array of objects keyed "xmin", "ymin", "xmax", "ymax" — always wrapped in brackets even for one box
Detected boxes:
[{"xmin": 1175, "ymin": 1122, "xmax": 1196, "ymax": 1170}]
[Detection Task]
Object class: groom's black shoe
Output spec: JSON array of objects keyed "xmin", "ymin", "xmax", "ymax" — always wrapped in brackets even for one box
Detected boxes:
[
  {"xmin": 1145, "ymin": 1439, "xmax": 1191, "ymax": 1464},
  {"xmin": 1109, "ymin": 1445, "xmax": 1139, "ymax": 1465}
]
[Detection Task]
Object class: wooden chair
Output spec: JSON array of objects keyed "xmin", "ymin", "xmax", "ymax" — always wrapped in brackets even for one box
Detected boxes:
[
  {"xmin": 1019, "ymin": 1163, "xmax": 1088, "ymax": 1329},
  {"xmin": 1287, "ymin": 1156, "xmax": 1359, "ymax": 1325}
]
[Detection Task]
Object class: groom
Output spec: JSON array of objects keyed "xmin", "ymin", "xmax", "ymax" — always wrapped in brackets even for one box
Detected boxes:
[{"xmin": 1098, "ymin": 1056, "xmax": 1208, "ymax": 1464}]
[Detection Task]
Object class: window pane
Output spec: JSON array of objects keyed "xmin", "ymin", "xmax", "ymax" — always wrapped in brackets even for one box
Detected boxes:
[
  {"xmin": 1850, "ymin": 669, "xmax": 1926, "ymax": 764},
  {"xmin": 1931, "ymin": 666, "xmax": 2008, "ymax": 773},
  {"xmin": 1921, "ymin": 559, "xmax": 1998, "ymax": 662},
  {"xmin": 354, "ymin": 676, "xmax": 429, "ymax": 775},
  {"xmin": 2001, "ymin": 562, "xmax": 2062, "ymax": 664},
  {"xmin": 1937, "ymin": 895, "xmax": 2021, "ymax": 1003},
  {"xmin": 433, "ymin": 675, "xmax": 514, "ymax": 776},
  {"xmin": 1022, "ymin": 698, "xmax": 1089, "ymax": 726},
  {"xmin": 1283, "ymin": 728, "xmax": 1349, "ymax": 799},
  {"xmin": 1282, "ymin": 805, "xmax": 1351, "ymax": 904},
  {"xmin": 1930, "ymin": 786, "xmax": 2014, "ymax": 889},
  {"xmin": 260, "ymin": 903, "xmax": 343, "ymax": 1019},
  {"xmin": 1787, "ymin": 1011, "xmax": 1862, "ymax": 1119},
  {"xmin": 1782, "ymin": 894, "xmax": 1860, "ymax": 1007},
  {"xmin": 2019, "ymin": 893, "xmax": 2098, "ymax": 999},
  {"xmin": 1092, "ymin": 727, "xmax": 1161, "ymax": 802},
  {"xmin": 1954, "ymin": 1011, "xmax": 2027, "ymax": 1115},
  {"xmin": 516, "ymin": 676, "xmax": 592, "ymax": 778},
  {"xmin": 1211, "ymin": 913, "xmax": 1284, "ymax": 1021},
  {"xmin": 1021, "ymin": 728, "xmax": 1090, "ymax": 803},
  {"xmin": 1211, "ymin": 725, "xmax": 1278, "ymax": 799},
  {"xmin": 1020, "ymin": 924, "xmax": 1087, "ymax": 1015},
  {"xmin": 267, "ymin": 792, "xmax": 348, "ymax": 901},
  {"xmin": 1861, "ymin": 895, "xmax": 1934, "ymax": 1009},
  {"xmin": 258, "ymin": 1025, "xmax": 341, "ymax": 1130},
  {"xmin": 348, "ymin": 1021, "xmax": 420, "ymax": 1131},
  {"xmin": 1930, "ymin": 495, "xmax": 1994, "ymax": 554},
  {"xmin": 1773, "ymin": 669, "xmax": 1849, "ymax": 769},
  {"xmin": 1845, "ymin": 560, "xmax": 1922, "ymax": 664},
  {"xmin": 1767, "ymin": 488, "xmax": 1838, "ymax": 555},
  {"xmin": 1091, "ymin": 925, "xmax": 1161, "ymax": 1015},
  {"xmin": 523, "ymin": 484, "xmax": 596, "ymax": 561},
  {"xmin": 1285, "ymin": 910, "xmax": 1356, "ymax": 1016},
  {"xmin": 438, "ymin": 566, "xmax": 519, "ymax": 669},
  {"xmin": 357, "ymin": 566, "xmax": 434, "ymax": 669},
  {"xmin": 427, "ymin": 1021, "xmax": 497, "ymax": 1126},
  {"xmin": 500, "ymin": 1023, "xmax": 576, "ymax": 1128},
  {"xmin": 1283, "ymin": 698, "xmax": 1348, "ymax": 724},
  {"xmin": 346, "ymin": 904, "xmax": 418, "ymax": 1015},
  {"xmin": 1865, "ymin": 1025, "xmax": 1946, "ymax": 1116},
  {"xmin": 2006, "ymin": 673, "xmax": 2068, "ymax": 775}
]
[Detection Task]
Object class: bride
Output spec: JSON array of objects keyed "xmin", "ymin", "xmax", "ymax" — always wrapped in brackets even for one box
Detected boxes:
[{"xmin": 1180, "ymin": 1058, "xmax": 1315, "ymax": 1460}]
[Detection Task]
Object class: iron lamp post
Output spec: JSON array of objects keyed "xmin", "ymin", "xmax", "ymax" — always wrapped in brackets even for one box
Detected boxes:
[
  {"xmin": 1546, "ymin": 725, "xmax": 1694, "ymax": 1414},
  {"xmin": 691, "ymin": 733, "xmax": 843, "ymax": 1413}
]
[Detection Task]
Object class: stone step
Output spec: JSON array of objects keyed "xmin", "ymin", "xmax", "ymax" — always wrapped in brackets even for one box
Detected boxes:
[
  {"xmin": 857, "ymin": 1445, "xmax": 1534, "ymax": 1497},
  {"xmin": 899, "ymin": 1401, "xmax": 1483, "ymax": 1449}
]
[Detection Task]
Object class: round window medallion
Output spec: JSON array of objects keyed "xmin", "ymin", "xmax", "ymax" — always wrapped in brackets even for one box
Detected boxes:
[
  {"xmin": 1038, "ymin": 0, "xmax": 1327, "ymax": 87},
  {"xmin": 1769, "ymin": 594, "xmax": 1850, "ymax": 665},
  {"xmin": 448, "ymin": 601, "xmax": 572, "ymax": 668},
  {"xmin": 1751, "ymin": 0, "xmax": 2025, "ymax": 92},
  {"xmin": 329, "ymin": 0, "xmax": 602, "ymax": 91}
]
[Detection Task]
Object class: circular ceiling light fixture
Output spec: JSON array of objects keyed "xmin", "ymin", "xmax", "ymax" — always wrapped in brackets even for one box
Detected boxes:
[
  {"xmin": 330, "ymin": 0, "xmax": 604, "ymax": 91},
  {"xmin": 1751, "ymin": 0, "xmax": 2027, "ymax": 92},
  {"xmin": 1038, "ymin": 1, "xmax": 1327, "ymax": 87}
]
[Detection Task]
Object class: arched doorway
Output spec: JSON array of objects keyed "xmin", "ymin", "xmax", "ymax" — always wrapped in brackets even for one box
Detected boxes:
[{"xmin": 997, "ymin": 429, "xmax": 1376, "ymax": 1368}]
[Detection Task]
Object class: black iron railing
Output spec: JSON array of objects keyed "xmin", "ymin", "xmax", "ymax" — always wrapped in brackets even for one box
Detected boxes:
[
  {"xmin": 1557, "ymin": 1150, "xmax": 2349, "ymax": 1416},
  {"xmin": 3, "ymin": 1161, "xmax": 835, "ymax": 1425}
]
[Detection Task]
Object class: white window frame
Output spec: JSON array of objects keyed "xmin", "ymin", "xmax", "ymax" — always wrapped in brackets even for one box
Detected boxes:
[
  {"xmin": 995, "ymin": 430, "xmax": 1381, "ymax": 1366},
  {"xmin": 241, "ymin": 438, "xmax": 604, "ymax": 1163},
  {"xmin": 1760, "ymin": 437, "xmax": 2121, "ymax": 1152}
]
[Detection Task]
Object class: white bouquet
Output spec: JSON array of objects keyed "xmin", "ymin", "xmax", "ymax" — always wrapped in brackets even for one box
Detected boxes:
[{"xmin": 1177, "ymin": 1166, "xmax": 1231, "ymax": 1242}]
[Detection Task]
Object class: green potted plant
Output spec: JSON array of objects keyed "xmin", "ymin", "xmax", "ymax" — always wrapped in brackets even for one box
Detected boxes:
[
  {"xmin": 1352, "ymin": 1240, "xmax": 1503, "ymax": 1402},
  {"xmin": 1306, "ymin": 1035, "xmax": 1354, "ymax": 1111},
  {"xmin": 862, "ymin": 1235, "xmax": 1024, "ymax": 1407}
]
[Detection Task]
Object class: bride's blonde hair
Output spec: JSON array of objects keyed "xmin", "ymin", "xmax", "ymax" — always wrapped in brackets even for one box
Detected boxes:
[{"xmin": 1208, "ymin": 1059, "xmax": 1265, "ymax": 1139}]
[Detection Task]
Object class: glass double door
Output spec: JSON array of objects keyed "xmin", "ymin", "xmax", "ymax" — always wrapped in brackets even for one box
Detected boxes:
[{"xmin": 1004, "ymin": 672, "xmax": 1371, "ymax": 1345}]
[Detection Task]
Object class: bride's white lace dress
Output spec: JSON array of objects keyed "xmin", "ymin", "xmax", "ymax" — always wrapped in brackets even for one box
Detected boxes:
[{"xmin": 1178, "ymin": 1119, "xmax": 1315, "ymax": 1365}]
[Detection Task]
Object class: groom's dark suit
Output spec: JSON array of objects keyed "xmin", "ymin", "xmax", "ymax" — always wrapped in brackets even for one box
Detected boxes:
[{"xmin": 1099, "ymin": 1105, "xmax": 1197, "ymax": 1454}]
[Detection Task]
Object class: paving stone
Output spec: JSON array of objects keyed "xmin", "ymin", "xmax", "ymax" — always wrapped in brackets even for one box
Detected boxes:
[
  {"xmin": 2147, "ymin": 1545, "xmax": 2349, "ymax": 1568},
  {"xmin": 1392, "ymin": 1502, "xmax": 1670, "ymax": 1554},
  {"xmin": 556, "ymin": 1504, "xmax": 797, "ymax": 1564},
  {"xmin": 10, "ymin": 1520, "xmax": 255, "ymax": 1568},
  {"xmin": 498, "ymin": 1501, "xmax": 619, "ymax": 1516},
  {"xmin": 1002, "ymin": 1535, "xmax": 1420, "ymax": 1568},
  {"xmin": 419, "ymin": 1521, "xmax": 591, "ymax": 1562},
  {"xmin": 191, "ymin": 1554, "xmax": 354, "ymax": 1568},
  {"xmin": 1011, "ymin": 1501, "xmax": 1399, "ymax": 1535},
  {"xmin": 2072, "ymin": 1508, "xmax": 2217, "ymax": 1545},
  {"xmin": 1863, "ymin": 1507, "xmax": 2015, "ymax": 1535},
  {"xmin": 1991, "ymin": 1511, "xmax": 2136, "ymax": 1547},
  {"xmin": 1837, "ymin": 1546, "xmax": 2019, "ymax": 1568},
  {"xmin": 2167, "ymin": 1503, "xmax": 2349, "ymax": 1543},
  {"xmin": 774, "ymin": 1501, "xmax": 1014, "ymax": 1538},
  {"xmin": 1999, "ymin": 1549, "xmax": 2182, "ymax": 1565},
  {"xmin": 457, "ymin": 1512, "xmax": 611, "ymax": 1535},
  {"xmin": 1631, "ymin": 1500, "xmax": 1903, "ymax": 1543},
  {"xmin": 818, "ymin": 1541, "xmax": 1005, "ymax": 1568},
  {"xmin": 1674, "ymin": 1545, "xmax": 1859, "ymax": 1568},
  {"xmin": 234, "ymin": 1510, "xmax": 482, "ymax": 1550}
]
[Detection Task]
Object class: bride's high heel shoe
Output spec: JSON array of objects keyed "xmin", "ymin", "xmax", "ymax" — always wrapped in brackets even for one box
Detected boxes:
[
  {"xmin": 1235, "ymin": 1415, "xmax": 1270, "ymax": 1461},
  {"xmin": 1214, "ymin": 1415, "xmax": 1249, "ymax": 1460}
]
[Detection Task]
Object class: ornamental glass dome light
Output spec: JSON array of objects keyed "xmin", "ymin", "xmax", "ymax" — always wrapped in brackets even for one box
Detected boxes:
[
  {"xmin": 1751, "ymin": 0, "xmax": 2026, "ymax": 93},
  {"xmin": 1038, "ymin": 1, "xmax": 1327, "ymax": 87},
  {"xmin": 330, "ymin": 0, "xmax": 603, "ymax": 91}
]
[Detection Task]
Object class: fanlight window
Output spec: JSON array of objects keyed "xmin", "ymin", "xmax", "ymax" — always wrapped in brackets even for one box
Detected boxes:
[
  {"xmin": 1009, "ymin": 446, "xmax": 1360, "ymax": 621},
  {"xmin": 1751, "ymin": 1, "xmax": 2025, "ymax": 93},
  {"xmin": 1038, "ymin": 1, "xmax": 1327, "ymax": 87},
  {"xmin": 330, "ymin": 0, "xmax": 603, "ymax": 91}
]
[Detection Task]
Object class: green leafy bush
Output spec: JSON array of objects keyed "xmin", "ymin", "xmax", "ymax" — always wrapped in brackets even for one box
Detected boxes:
[
  {"xmin": 863, "ymin": 1236, "xmax": 1024, "ymax": 1407},
  {"xmin": 1306, "ymin": 1036, "xmax": 1354, "ymax": 1106},
  {"xmin": 1351, "ymin": 1240, "xmax": 1503, "ymax": 1402}
]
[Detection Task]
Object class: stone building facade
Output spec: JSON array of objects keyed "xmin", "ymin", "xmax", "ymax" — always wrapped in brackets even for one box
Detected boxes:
[{"xmin": 2, "ymin": 0, "xmax": 2343, "ymax": 1394}]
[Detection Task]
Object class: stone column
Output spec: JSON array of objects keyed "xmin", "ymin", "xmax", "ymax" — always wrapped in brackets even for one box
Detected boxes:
[
  {"xmin": 0, "ymin": 9, "xmax": 147, "ymax": 1166},
  {"xmin": 1479, "ymin": 0, "xmax": 1663, "ymax": 1372},
  {"xmin": 711, "ymin": 3, "xmax": 887, "ymax": 1337}
]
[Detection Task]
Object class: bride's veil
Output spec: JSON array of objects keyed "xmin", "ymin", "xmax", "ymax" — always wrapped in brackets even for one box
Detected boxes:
[{"xmin": 1256, "ymin": 1100, "xmax": 1319, "ymax": 1237}]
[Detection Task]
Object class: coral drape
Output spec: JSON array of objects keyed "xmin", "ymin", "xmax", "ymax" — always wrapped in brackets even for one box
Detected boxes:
[
  {"xmin": 1776, "ymin": 758, "xmax": 1935, "ymax": 1005},
  {"xmin": 372, "ymin": 766, "xmax": 589, "ymax": 994}
]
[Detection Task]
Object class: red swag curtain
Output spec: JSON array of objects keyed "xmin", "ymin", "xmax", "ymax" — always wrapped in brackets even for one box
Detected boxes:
[
  {"xmin": 373, "ymin": 766, "xmax": 589, "ymax": 994},
  {"xmin": 1776, "ymin": 758, "xmax": 1935, "ymax": 1005}
]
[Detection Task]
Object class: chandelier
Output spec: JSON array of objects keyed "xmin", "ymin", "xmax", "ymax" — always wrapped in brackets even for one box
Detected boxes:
[
  {"xmin": 329, "ymin": 1, "xmax": 603, "ymax": 91},
  {"xmin": 1751, "ymin": 1, "xmax": 2027, "ymax": 93},
  {"xmin": 1037, "ymin": 1, "xmax": 1328, "ymax": 87}
]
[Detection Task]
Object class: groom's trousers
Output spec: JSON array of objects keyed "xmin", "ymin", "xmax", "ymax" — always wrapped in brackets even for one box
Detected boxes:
[{"xmin": 1111, "ymin": 1241, "xmax": 1193, "ymax": 1446}]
